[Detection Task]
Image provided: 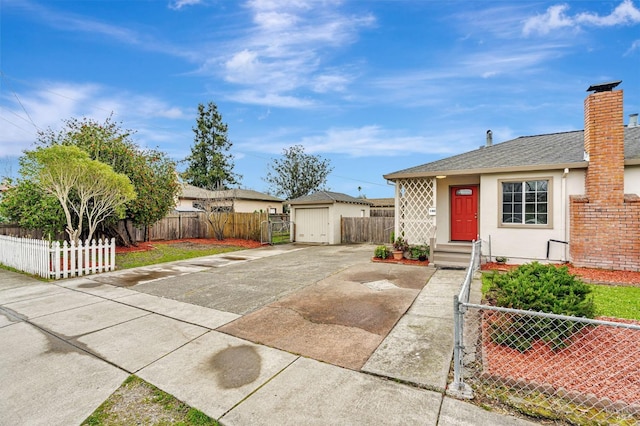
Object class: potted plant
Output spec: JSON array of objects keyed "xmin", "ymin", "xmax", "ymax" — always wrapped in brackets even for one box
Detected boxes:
[
  {"xmin": 392, "ymin": 236, "xmax": 409, "ymax": 260},
  {"xmin": 410, "ymin": 244, "xmax": 430, "ymax": 262}
]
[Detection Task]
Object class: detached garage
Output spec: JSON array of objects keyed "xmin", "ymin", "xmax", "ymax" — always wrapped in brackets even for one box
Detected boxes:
[{"xmin": 288, "ymin": 191, "xmax": 372, "ymax": 244}]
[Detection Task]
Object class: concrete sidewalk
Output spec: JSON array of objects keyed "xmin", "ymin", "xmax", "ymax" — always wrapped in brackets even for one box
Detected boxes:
[{"xmin": 0, "ymin": 245, "xmax": 538, "ymax": 425}]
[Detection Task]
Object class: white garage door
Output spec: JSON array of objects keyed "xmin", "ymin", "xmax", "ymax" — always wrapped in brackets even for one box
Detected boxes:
[{"xmin": 295, "ymin": 208, "xmax": 329, "ymax": 243}]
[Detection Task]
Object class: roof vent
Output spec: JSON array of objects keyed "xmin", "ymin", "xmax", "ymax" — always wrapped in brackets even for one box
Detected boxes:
[
  {"xmin": 486, "ymin": 129, "xmax": 493, "ymax": 147},
  {"xmin": 586, "ymin": 80, "xmax": 621, "ymax": 93},
  {"xmin": 629, "ymin": 113, "xmax": 639, "ymax": 128}
]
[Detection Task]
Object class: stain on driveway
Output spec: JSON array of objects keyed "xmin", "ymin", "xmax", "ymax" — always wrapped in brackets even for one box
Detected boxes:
[{"xmin": 217, "ymin": 263, "xmax": 435, "ymax": 370}]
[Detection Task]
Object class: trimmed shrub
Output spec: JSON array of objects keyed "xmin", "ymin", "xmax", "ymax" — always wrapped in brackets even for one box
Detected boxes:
[
  {"xmin": 484, "ymin": 262, "xmax": 595, "ymax": 351},
  {"xmin": 374, "ymin": 245, "xmax": 390, "ymax": 259}
]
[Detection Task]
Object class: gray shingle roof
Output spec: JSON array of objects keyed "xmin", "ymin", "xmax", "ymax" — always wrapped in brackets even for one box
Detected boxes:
[
  {"xmin": 367, "ymin": 197, "xmax": 395, "ymax": 208},
  {"xmin": 288, "ymin": 191, "xmax": 372, "ymax": 205},
  {"xmin": 384, "ymin": 127, "xmax": 640, "ymax": 179},
  {"xmin": 179, "ymin": 183, "xmax": 283, "ymax": 202}
]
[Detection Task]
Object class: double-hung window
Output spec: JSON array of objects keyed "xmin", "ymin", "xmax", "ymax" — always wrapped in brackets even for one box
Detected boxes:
[{"xmin": 500, "ymin": 178, "xmax": 552, "ymax": 227}]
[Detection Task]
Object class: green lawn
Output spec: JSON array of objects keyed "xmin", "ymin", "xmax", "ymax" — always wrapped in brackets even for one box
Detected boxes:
[
  {"xmin": 589, "ymin": 284, "xmax": 640, "ymax": 320},
  {"xmin": 115, "ymin": 243, "xmax": 242, "ymax": 270},
  {"xmin": 481, "ymin": 273, "xmax": 640, "ymax": 321}
]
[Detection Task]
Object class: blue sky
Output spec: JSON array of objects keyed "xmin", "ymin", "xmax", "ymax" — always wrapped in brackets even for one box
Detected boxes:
[{"xmin": 1, "ymin": 0, "xmax": 639, "ymax": 199}]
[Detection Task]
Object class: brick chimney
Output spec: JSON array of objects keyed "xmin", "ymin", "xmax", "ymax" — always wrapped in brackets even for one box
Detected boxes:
[
  {"xmin": 583, "ymin": 81, "xmax": 624, "ymax": 204},
  {"xmin": 571, "ymin": 80, "xmax": 640, "ymax": 271}
]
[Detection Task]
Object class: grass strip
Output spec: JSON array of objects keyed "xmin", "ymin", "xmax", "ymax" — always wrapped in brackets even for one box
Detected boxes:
[
  {"xmin": 82, "ymin": 375, "xmax": 218, "ymax": 426},
  {"xmin": 115, "ymin": 243, "xmax": 241, "ymax": 269}
]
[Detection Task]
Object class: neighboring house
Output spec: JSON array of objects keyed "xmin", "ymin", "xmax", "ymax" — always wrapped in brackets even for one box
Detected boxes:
[
  {"xmin": 384, "ymin": 81, "xmax": 640, "ymax": 271},
  {"xmin": 288, "ymin": 191, "xmax": 372, "ymax": 244},
  {"xmin": 176, "ymin": 183, "xmax": 284, "ymax": 214},
  {"xmin": 368, "ymin": 198, "xmax": 395, "ymax": 217}
]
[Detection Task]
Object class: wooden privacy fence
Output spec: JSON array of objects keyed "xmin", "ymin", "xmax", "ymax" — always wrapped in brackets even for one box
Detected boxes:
[
  {"xmin": 0, "ymin": 235, "xmax": 116, "ymax": 279},
  {"xmin": 123, "ymin": 211, "xmax": 269, "ymax": 242},
  {"xmin": 1, "ymin": 212, "xmax": 271, "ymax": 245},
  {"xmin": 341, "ymin": 216, "xmax": 395, "ymax": 244},
  {"xmin": 0, "ymin": 224, "xmax": 65, "ymax": 240}
]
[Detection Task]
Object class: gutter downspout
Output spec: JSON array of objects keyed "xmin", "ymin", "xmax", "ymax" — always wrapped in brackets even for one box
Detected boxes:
[{"xmin": 562, "ymin": 168, "xmax": 569, "ymax": 262}]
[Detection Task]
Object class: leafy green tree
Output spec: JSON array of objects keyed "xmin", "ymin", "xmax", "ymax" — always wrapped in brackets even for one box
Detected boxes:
[
  {"xmin": 21, "ymin": 145, "xmax": 136, "ymax": 243},
  {"xmin": 264, "ymin": 145, "xmax": 333, "ymax": 199},
  {"xmin": 0, "ymin": 179, "xmax": 66, "ymax": 238},
  {"xmin": 36, "ymin": 116, "xmax": 180, "ymax": 243},
  {"xmin": 183, "ymin": 102, "xmax": 240, "ymax": 190}
]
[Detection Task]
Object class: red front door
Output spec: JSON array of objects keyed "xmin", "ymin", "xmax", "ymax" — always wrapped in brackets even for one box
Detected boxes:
[{"xmin": 450, "ymin": 186, "xmax": 478, "ymax": 241}]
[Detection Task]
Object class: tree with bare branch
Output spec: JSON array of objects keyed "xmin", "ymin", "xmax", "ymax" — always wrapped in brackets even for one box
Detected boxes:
[{"xmin": 191, "ymin": 185, "xmax": 236, "ymax": 240}]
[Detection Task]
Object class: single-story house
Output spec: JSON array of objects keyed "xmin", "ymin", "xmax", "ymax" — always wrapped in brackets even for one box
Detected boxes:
[
  {"xmin": 176, "ymin": 183, "xmax": 285, "ymax": 214},
  {"xmin": 368, "ymin": 197, "xmax": 395, "ymax": 217},
  {"xmin": 288, "ymin": 191, "xmax": 372, "ymax": 244},
  {"xmin": 384, "ymin": 81, "xmax": 640, "ymax": 271}
]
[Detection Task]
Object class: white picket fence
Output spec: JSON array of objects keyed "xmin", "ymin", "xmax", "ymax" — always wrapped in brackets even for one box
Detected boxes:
[{"xmin": 0, "ymin": 235, "xmax": 116, "ymax": 279}]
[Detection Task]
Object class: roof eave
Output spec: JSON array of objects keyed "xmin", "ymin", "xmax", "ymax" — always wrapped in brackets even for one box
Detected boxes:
[
  {"xmin": 287, "ymin": 199, "xmax": 371, "ymax": 206},
  {"xmin": 384, "ymin": 162, "xmax": 589, "ymax": 180}
]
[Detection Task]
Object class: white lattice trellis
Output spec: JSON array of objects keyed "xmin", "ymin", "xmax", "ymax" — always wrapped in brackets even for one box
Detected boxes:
[{"xmin": 396, "ymin": 178, "xmax": 436, "ymax": 245}]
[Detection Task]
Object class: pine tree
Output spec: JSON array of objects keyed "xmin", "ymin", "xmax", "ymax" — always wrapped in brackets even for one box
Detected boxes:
[{"xmin": 183, "ymin": 102, "xmax": 240, "ymax": 190}]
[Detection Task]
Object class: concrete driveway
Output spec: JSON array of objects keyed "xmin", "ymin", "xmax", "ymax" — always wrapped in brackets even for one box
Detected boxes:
[
  {"xmin": 0, "ymin": 243, "xmax": 538, "ymax": 426},
  {"xmin": 93, "ymin": 244, "xmax": 435, "ymax": 369}
]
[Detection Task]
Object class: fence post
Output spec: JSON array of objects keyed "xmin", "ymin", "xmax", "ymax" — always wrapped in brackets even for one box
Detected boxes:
[
  {"xmin": 62, "ymin": 241, "xmax": 69, "ymax": 279},
  {"xmin": 110, "ymin": 237, "xmax": 116, "ymax": 271},
  {"xmin": 449, "ymin": 295, "xmax": 474, "ymax": 399},
  {"xmin": 52, "ymin": 241, "xmax": 61, "ymax": 279}
]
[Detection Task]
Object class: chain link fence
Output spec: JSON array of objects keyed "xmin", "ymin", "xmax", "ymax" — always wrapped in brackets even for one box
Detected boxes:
[{"xmin": 450, "ymin": 246, "xmax": 640, "ymax": 425}]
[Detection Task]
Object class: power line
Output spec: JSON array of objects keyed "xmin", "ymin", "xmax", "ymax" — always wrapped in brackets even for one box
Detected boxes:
[
  {"xmin": 0, "ymin": 115, "xmax": 34, "ymax": 136},
  {"xmin": 0, "ymin": 105, "xmax": 38, "ymax": 127},
  {"xmin": 1, "ymin": 71, "xmax": 40, "ymax": 132}
]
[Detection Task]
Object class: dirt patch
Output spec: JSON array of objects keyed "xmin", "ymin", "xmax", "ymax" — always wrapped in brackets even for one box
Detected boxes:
[
  {"xmin": 81, "ymin": 375, "xmax": 216, "ymax": 425},
  {"xmin": 482, "ymin": 262, "xmax": 640, "ymax": 286}
]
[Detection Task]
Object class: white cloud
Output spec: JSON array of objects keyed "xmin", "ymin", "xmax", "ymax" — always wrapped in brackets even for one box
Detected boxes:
[
  {"xmin": 226, "ymin": 90, "xmax": 315, "ymax": 108},
  {"xmin": 312, "ymin": 74, "xmax": 350, "ymax": 93},
  {"xmin": 168, "ymin": 0, "xmax": 204, "ymax": 10},
  {"xmin": 253, "ymin": 11, "xmax": 299, "ymax": 30},
  {"xmin": 523, "ymin": 4, "xmax": 575, "ymax": 36},
  {"xmin": 0, "ymin": 80, "xmax": 187, "ymax": 157},
  {"xmin": 576, "ymin": 0, "xmax": 640, "ymax": 26},
  {"xmin": 206, "ymin": 1, "xmax": 375, "ymax": 107},
  {"xmin": 8, "ymin": 0, "xmax": 197, "ymax": 61},
  {"xmin": 239, "ymin": 125, "xmax": 489, "ymax": 158},
  {"xmin": 625, "ymin": 39, "xmax": 640, "ymax": 55},
  {"xmin": 523, "ymin": 0, "xmax": 640, "ymax": 36}
]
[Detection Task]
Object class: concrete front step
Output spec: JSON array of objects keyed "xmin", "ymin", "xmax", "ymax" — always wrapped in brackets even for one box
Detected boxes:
[
  {"xmin": 432, "ymin": 259, "xmax": 469, "ymax": 269},
  {"xmin": 435, "ymin": 243, "xmax": 473, "ymax": 254},
  {"xmin": 432, "ymin": 245, "xmax": 472, "ymax": 269}
]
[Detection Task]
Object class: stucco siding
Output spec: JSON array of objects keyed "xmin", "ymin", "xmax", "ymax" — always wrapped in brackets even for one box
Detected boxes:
[
  {"xmin": 330, "ymin": 203, "xmax": 370, "ymax": 244},
  {"xmin": 234, "ymin": 199, "xmax": 283, "ymax": 214},
  {"xmin": 479, "ymin": 170, "xmax": 585, "ymax": 263},
  {"xmin": 625, "ymin": 165, "xmax": 640, "ymax": 195}
]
